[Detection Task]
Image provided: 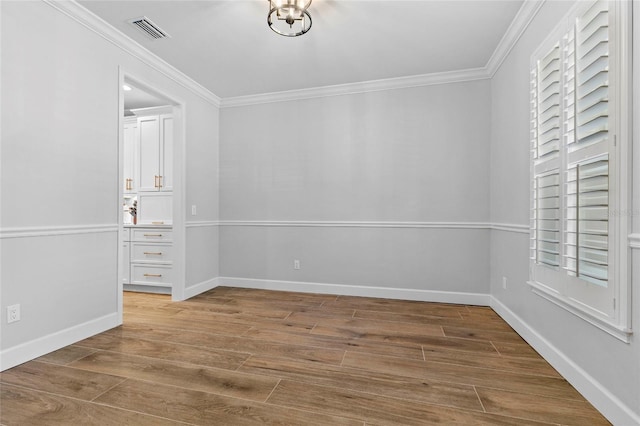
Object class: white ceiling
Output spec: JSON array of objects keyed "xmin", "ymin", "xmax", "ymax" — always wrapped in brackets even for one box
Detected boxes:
[
  {"xmin": 81, "ymin": 0, "xmax": 524, "ymax": 99},
  {"xmin": 124, "ymin": 82, "xmax": 172, "ymax": 110}
]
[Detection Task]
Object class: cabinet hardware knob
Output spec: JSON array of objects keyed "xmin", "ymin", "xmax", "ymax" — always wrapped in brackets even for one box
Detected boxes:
[
  {"xmin": 154, "ymin": 175, "xmax": 159, "ymax": 188},
  {"xmin": 143, "ymin": 252, "xmax": 163, "ymax": 255},
  {"xmin": 158, "ymin": 175, "xmax": 163, "ymax": 188},
  {"xmin": 143, "ymin": 273, "xmax": 162, "ymax": 278},
  {"xmin": 143, "ymin": 234, "xmax": 163, "ymax": 237}
]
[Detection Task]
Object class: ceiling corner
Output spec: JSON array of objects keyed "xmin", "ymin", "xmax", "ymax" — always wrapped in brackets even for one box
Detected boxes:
[{"xmin": 485, "ymin": 0, "xmax": 546, "ymax": 77}]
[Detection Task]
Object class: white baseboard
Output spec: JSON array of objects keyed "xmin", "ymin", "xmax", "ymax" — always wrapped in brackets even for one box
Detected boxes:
[
  {"xmin": 183, "ymin": 277, "xmax": 221, "ymax": 300},
  {"xmin": 0, "ymin": 312, "xmax": 119, "ymax": 372},
  {"xmin": 217, "ymin": 277, "xmax": 490, "ymax": 306},
  {"xmin": 490, "ymin": 296, "xmax": 640, "ymax": 426}
]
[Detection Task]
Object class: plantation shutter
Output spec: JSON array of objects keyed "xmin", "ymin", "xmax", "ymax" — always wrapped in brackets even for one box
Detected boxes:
[
  {"xmin": 564, "ymin": 0, "xmax": 610, "ymax": 287},
  {"xmin": 531, "ymin": 43, "xmax": 561, "ymax": 269},
  {"xmin": 529, "ymin": 0, "xmax": 631, "ymax": 339}
]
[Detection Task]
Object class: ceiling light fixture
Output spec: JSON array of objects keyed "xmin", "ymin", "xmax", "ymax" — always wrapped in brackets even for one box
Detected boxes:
[{"xmin": 267, "ymin": 0, "xmax": 312, "ymax": 37}]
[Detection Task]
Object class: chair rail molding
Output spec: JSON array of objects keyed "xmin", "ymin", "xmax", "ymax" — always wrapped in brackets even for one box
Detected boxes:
[
  {"xmin": 185, "ymin": 220, "xmax": 220, "ymax": 228},
  {"xmin": 0, "ymin": 224, "xmax": 118, "ymax": 239},
  {"xmin": 627, "ymin": 233, "xmax": 640, "ymax": 248},
  {"xmin": 217, "ymin": 220, "xmax": 529, "ymax": 233},
  {"xmin": 218, "ymin": 220, "xmax": 491, "ymax": 229}
]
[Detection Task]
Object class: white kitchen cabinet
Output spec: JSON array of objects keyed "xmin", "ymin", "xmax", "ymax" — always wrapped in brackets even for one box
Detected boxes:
[
  {"xmin": 137, "ymin": 192, "xmax": 172, "ymax": 225},
  {"xmin": 138, "ymin": 113, "xmax": 173, "ymax": 192},
  {"xmin": 124, "ymin": 226, "xmax": 173, "ymax": 294},
  {"xmin": 123, "ymin": 118, "xmax": 138, "ymax": 193}
]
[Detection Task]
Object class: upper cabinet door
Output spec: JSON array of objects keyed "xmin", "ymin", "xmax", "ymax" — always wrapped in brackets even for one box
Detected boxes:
[
  {"xmin": 159, "ymin": 114, "xmax": 173, "ymax": 192},
  {"xmin": 138, "ymin": 116, "xmax": 161, "ymax": 192},
  {"xmin": 123, "ymin": 120, "xmax": 138, "ymax": 193}
]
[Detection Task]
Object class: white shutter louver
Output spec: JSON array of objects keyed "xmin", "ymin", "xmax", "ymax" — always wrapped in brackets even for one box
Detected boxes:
[
  {"xmin": 535, "ymin": 172, "xmax": 561, "ymax": 267},
  {"xmin": 536, "ymin": 44, "xmax": 561, "ymax": 161}
]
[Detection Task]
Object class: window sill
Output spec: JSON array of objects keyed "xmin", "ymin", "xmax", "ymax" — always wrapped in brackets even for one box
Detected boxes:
[{"xmin": 527, "ymin": 280, "xmax": 633, "ymax": 343}]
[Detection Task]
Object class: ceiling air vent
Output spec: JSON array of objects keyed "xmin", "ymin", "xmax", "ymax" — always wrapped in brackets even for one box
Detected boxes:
[{"xmin": 128, "ymin": 16, "xmax": 170, "ymax": 40}]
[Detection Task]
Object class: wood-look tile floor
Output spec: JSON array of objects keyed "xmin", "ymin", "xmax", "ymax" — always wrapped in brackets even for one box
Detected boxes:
[{"xmin": 0, "ymin": 287, "xmax": 610, "ymax": 425}]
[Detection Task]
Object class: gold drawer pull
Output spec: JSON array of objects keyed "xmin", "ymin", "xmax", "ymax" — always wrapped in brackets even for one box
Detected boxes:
[
  {"xmin": 143, "ymin": 252, "xmax": 163, "ymax": 255},
  {"xmin": 143, "ymin": 273, "xmax": 162, "ymax": 278},
  {"xmin": 143, "ymin": 234, "xmax": 163, "ymax": 237},
  {"xmin": 152, "ymin": 221, "xmax": 165, "ymax": 225}
]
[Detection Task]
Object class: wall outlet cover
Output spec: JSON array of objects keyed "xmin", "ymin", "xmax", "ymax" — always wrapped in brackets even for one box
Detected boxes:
[{"xmin": 7, "ymin": 304, "xmax": 20, "ymax": 323}]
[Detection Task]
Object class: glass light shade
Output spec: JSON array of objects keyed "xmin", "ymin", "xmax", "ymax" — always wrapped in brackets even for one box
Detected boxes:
[{"xmin": 268, "ymin": 0, "xmax": 312, "ymax": 37}]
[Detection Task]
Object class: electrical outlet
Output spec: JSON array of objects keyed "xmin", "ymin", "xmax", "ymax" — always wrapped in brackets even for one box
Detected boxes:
[
  {"xmin": 293, "ymin": 259, "xmax": 300, "ymax": 270},
  {"xmin": 7, "ymin": 304, "xmax": 20, "ymax": 323},
  {"xmin": 191, "ymin": 205, "xmax": 197, "ymax": 216},
  {"xmin": 502, "ymin": 276, "xmax": 507, "ymax": 290}
]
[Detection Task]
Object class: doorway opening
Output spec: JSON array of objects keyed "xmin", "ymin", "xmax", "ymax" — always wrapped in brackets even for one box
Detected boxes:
[{"xmin": 118, "ymin": 71, "xmax": 186, "ymax": 324}]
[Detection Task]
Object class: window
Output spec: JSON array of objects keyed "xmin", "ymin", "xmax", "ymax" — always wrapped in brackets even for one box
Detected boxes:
[{"xmin": 529, "ymin": 0, "xmax": 631, "ymax": 341}]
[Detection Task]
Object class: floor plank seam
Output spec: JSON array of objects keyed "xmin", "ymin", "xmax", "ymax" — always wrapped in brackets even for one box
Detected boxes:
[
  {"xmin": 263, "ymin": 378, "xmax": 282, "ymax": 403},
  {"xmin": 273, "ymin": 377, "xmax": 489, "ymax": 415},
  {"xmin": 473, "ymin": 385, "xmax": 487, "ymax": 413},
  {"xmin": 490, "ymin": 340, "xmax": 502, "ymax": 355},
  {"xmin": 76, "ymin": 333, "xmax": 254, "ymax": 355},
  {"xmin": 339, "ymin": 350, "xmax": 348, "ymax": 367},
  {"xmin": 89, "ymin": 377, "xmax": 130, "ymax": 402},
  {"xmin": 96, "ymin": 375, "xmax": 285, "ymax": 408},
  {"xmin": 66, "ymin": 347, "xmax": 265, "ymax": 378},
  {"xmin": 309, "ymin": 322, "xmax": 319, "ymax": 334},
  {"xmin": 234, "ymin": 353, "xmax": 254, "ymax": 372},
  {"xmin": 89, "ymin": 398, "xmax": 198, "ymax": 425}
]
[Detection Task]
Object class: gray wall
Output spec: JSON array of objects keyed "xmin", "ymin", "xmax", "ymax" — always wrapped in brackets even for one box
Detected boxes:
[
  {"xmin": 185, "ymin": 100, "xmax": 220, "ymax": 292},
  {"xmin": 220, "ymin": 81, "xmax": 491, "ymax": 296},
  {"xmin": 489, "ymin": 1, "xmax": 640, "ymax": 422},
  {"xmin": 0, "ymin": 1, "xmax": 219, "ymax": 368}
]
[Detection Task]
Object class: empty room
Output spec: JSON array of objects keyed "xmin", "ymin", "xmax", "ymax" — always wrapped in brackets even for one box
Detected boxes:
[{"xmin": 0, "ymin": 0, "xmax": 639, "ymax": 424}]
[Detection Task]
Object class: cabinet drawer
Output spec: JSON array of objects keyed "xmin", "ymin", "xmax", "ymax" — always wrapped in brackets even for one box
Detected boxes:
[
  {"xmin": 131, "ymin": 243, "xmax": 173, "ymax": 264},
  {"xmin": 132, "ymin": 228, "xmax": 172, "ymax": 242},
  {"xmin": 131, "ymin": 264, "xmax": 172, "ymax": 287}
]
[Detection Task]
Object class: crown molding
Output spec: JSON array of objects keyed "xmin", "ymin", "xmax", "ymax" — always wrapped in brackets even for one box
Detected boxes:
[
  {"xmin": 220, "ymin": 67, "xmax": 490, "ymax": 108},
  {"xmin": 43, "ymin": 0, "xmax": 221, "ymax": 107},
  {"xmin": 220, "ymin": 0, "xmax": 544, "ymax": 108},
  {"xmin": 485, "ymin": 0, "xmax": 546, "ymax": 77},
  {"xmin": 44, "ymin": 0, "xmax": 541, "ymax": 109}
]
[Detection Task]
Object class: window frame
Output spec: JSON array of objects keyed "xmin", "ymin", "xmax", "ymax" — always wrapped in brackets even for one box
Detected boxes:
[{"xmin": 527, "ymin": 0, "xmax": 632, "ymax": 342}]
